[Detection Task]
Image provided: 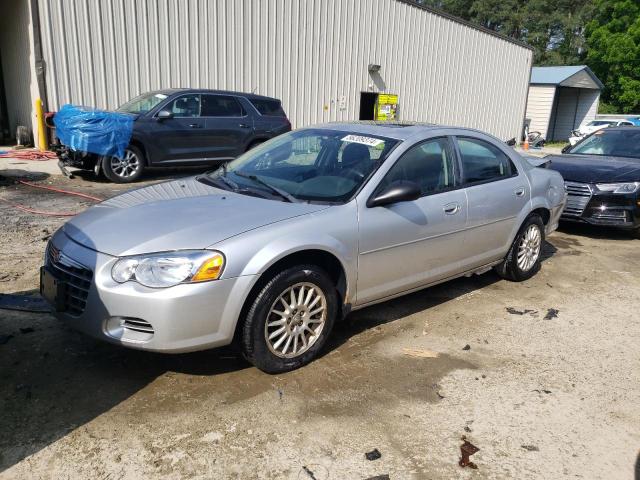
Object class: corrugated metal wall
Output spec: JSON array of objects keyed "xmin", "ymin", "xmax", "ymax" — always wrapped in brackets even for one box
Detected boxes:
[
  {"xmin": 38, "ymin": 0, "xmax": 532, "ymax": 140},
  {"xmin": 525, "ymin": 85, "xmax": 556, "ymax": 139},
  {"xmin": 0, "ymin": 0, "xmax": 35, "ymax": 137}
]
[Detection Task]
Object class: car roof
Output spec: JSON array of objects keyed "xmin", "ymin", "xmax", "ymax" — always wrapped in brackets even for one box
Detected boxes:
[
  {"xmin": 306, "ymin": 121, "xmax": 493, "ymax": 141},
  {"xmin": 165, "ymin": 88, "xmax": 281, "ymax": 102},
  {"xmin": 600, "ymin": 126, "xmax": 639, "ymax": 131}
]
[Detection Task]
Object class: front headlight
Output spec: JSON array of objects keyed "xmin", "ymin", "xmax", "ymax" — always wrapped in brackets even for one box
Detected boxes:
[
  {"xmin": 111, "ymin": 250, "xmax": 225, "ymax": 288},
  {"xmin": 595, "ymin": 182, "xmax": 640, "ymax": 194}
]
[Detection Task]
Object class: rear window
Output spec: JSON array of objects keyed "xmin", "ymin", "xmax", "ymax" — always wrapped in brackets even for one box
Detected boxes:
[{"xmin": 250, "ymin": 98, "xmax": 286, "ymax": 117}]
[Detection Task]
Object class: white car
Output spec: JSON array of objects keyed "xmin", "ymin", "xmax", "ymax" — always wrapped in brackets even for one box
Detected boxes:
[{"xmin": 569, "ymin": 119, "xmax": 635, "ymax": 145}]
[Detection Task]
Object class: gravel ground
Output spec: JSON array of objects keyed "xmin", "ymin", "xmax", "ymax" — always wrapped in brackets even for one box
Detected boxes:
[{"xmin": 0, "ymin": 169, "xmax": 639, "ymax": 479}]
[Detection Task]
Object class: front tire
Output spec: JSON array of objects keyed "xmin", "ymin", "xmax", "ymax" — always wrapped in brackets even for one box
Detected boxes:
[
  {"xmin": 241, "ymin": 265, "xmax": 338, "ymax": 373},
  {"xmin": 102, "ymin": 146, "xmax": 145, "ymax": 183},
  {"xmin": 495, "ymin": 214, "xmax": 545, "ymax": 282}
]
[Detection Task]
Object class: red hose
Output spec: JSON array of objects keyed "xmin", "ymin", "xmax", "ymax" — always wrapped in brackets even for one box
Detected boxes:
[
  {"xmin": 0, "ymin": 180, "xmax": 102, "ymax": 216},
  {"xmin": 0, "ymin": 197, "xmax": 77, "ymax": 216},
  {"xmin": 17, "ymin": 180, "xmax": 103, "ymax": 202}
]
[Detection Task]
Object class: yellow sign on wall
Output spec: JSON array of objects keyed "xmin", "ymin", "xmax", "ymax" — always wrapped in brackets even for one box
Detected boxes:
[{"xmin": 375, "ymin": 94, "xmax": 398, "ymax": 121}]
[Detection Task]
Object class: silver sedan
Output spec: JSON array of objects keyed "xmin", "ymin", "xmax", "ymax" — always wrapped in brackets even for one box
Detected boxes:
[{"xmin": 41, "ymin": 123, "xmax": 566, "ymax": 372}]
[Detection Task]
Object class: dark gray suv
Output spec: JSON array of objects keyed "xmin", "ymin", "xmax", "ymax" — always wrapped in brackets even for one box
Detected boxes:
[{"xmin": 57, "ymin": 89, "xmax": 291, "ymax": 183}]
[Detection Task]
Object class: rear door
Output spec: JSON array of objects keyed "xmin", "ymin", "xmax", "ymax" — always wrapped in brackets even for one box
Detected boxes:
[
  {"xmin": 455, "ymin": 136, "xmax": 529, "ymax": 268},
  {"xmin": 201, "ymin": 94, "xmax": 255, "ymax": 160},
  {"xmin": 150, "ymin": 93, "xmax": 212, "ymax": 163}
]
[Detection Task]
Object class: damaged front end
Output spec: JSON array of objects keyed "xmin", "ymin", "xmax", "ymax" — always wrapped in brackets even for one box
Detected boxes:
[{"xmin": 50, "ymin": 143, "xmax": 102, "ymax": 178}]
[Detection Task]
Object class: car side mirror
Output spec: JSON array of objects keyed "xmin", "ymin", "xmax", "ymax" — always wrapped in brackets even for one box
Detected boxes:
[
  {"xmin": 561, "ymin": 145, "xmax": 571, "ymax": 153},
  {"xmin": 157, "ymin": 110, "xmax": 173, "ymax": 120},
  {"xmin": 367, "ymin": 181, "xmax": 421, "ymax": 208}
]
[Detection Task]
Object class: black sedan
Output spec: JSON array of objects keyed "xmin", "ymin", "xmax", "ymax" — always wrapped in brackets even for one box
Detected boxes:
[
  {"xmin": 546, "ymin": 127, "xmax": 640, "ymax": 238},
  {"xmin": 56, "ymin": 89, "xmax": 291, "ymax": 183}
]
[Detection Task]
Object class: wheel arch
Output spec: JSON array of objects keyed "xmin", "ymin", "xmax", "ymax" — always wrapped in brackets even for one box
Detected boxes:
[
  {"xmin": 233, "ymin": 248, "xmax": 350, "ymax": 344},
  {"xmin": 128, "ymin": 138, "xmax": 149, "ymax": 165}
]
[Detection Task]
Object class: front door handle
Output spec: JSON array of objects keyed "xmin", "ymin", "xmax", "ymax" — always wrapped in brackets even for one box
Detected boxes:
[
  {"xmin": 443, "ymin": 202, "xmax": 461, "ymax": 215},
  {"xmin": 188, "ymin": 123, "xmax": 202, "ymax": 128},
  {"xmin": 514, "ymin": 187, "xmax": 526, "ymax": 197},
  {"xmin": 238, "ymin": 123, "xmax": 251, "ymax": 129}
]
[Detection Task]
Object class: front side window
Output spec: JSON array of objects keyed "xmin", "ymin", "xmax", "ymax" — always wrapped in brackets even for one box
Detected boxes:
[
  {"xmin": 201, "ymin": 95, "xmax": 245, "ymax": 117},
  {"xmin": 168, "ymin": 94, "xmax": 201, "ymax": 117},
  {"xmin": 117, "ymin": 92, "xmax": 168, "ymax": 114},
  {"xmin": 457, "ymin": 137, "xmax": 516, "ymax": 184},
  {"xmin": 204, "ymin": 129, "xmax": 398, "ymax": 203},
  {"xmin": 377, "ymin": 138, "xmax": 457, "ymax": 195}
]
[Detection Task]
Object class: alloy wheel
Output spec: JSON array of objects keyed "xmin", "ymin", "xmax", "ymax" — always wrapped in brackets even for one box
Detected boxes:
[
  {"xmin": 110, "ymin": 149, "xmax": 140, "ymax": 178},
  {"xmin": 517, "ymin": 224, "xmax": 542, "ymax": 272},
  {"xmin": 264, "ymin": 282, "xmax": 327, "ymax": 358}
]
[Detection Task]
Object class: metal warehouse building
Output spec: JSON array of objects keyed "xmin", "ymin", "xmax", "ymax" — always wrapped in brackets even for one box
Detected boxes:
[{"xmin": 1, "ymin": 0, "xmax": 533, "ymax": 146}]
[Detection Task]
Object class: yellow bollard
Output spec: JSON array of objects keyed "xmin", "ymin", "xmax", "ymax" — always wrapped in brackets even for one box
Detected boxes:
[{"xmin": 35, "ymin": 98, "xmax": 48, "ymax": 151}]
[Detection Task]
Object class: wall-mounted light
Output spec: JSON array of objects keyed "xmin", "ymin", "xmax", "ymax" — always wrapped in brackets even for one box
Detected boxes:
[{"xmin": 368, "ymin": 64, "xmax": 381, "ymax": 73}]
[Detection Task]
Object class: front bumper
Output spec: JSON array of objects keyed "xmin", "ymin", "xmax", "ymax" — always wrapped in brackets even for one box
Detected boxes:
[
  {"xmin": 562, "ymin": 185, "xmax": 640, "ymax": 230},
  {"xmin": 42, "ymin": 230, "xmax": 257, "ymax": 353}
]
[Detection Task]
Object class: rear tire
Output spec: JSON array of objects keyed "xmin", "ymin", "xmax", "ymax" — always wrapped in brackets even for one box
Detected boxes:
[
  {"xmin": 495, "ymin": 214, "xmax": 545, "ymax": 282},
  {"xmin": 241, "ymin": 265, "xmax": 338, "ymax": 373},
  {"xmin": 102, "ymin": 146, "xmax": 145, "ymax": 183}
]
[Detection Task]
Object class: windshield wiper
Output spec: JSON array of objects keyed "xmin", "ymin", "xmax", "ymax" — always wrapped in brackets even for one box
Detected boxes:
[{"xmin": 233, "ymin": 170, "xmax": 299, "ymax": 203}]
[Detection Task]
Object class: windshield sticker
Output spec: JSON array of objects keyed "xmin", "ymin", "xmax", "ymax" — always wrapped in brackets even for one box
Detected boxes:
[
  {"xmin": 341, "ymin": 135, "xmax": 385, "ymax": 147},
  {"xmin": 154, "ymin": 94, "xmax": 168, "ymax": 99}
]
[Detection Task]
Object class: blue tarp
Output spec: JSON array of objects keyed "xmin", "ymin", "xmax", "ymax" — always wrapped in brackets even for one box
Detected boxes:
[{"xmin": 53, "ymin": 104, "xmax": 134, "ymax": 159}]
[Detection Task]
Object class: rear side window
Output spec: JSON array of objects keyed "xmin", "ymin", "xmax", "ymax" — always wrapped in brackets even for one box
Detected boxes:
[
  {"xmin": 457, "ymin": 137, "xmax": 516, "ymax": 184},
  {"xmin": 250, "ymin": 98, "xmax": 286, "ymax": 117},
  {"xmin": 201, "ymin": 95, "xmax": 245, "ymax": 117}
]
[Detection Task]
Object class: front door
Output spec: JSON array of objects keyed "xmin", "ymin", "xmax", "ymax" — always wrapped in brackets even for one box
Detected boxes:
[
  {"xmin": 151, "ymin": 93, "xmax": 212, "ymax": 163},
  {"xmin": 357, "ymin": 137, "xmax": 468, "ymax": 305},
  {"xmin": 454, "ymin": 136, "xmax": 530, "ymax": 268}
]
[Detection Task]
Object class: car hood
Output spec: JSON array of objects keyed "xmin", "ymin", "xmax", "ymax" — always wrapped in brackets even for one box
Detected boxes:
[
  {"xmin": 546, "ymin": 154, "xmax": 640, "ymax": 183},
  {"xmin": 63, "ymin": 177, "xmax": 330, "ymax": 256}
]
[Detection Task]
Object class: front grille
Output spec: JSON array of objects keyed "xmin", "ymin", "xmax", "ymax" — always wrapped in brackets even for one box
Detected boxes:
[
  {"xmin": 563, "ymin": 181, "xmax": 592, "ymax": 217},
  {"xmin": 122, "ymin": 318, "xmax": 154, "ymax": 334},
  {"xmin": 47, "ymin": 243, "xmax": 93, "ymax": 316}
]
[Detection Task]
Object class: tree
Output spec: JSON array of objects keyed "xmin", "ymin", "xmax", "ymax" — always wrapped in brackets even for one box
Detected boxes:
[
  {"xmin": 586, "ymin": 0, "xmax": 640, "ymax": 113},
  {"xmin": 418, "ymin": 0, "xmax": 592, "ymax": 65}
]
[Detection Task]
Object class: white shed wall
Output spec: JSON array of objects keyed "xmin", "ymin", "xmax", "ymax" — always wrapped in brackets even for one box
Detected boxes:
[
  {"xmin": 575, "ymin": 89, "xmax": 600, "ymax": 127},
  {"xmin": 525, "ymin": 85, "xmax": 556, "ymax": 138},
  {"xmin": 36, "ymin": 0, "xmax": 533, "ymax": 141}
]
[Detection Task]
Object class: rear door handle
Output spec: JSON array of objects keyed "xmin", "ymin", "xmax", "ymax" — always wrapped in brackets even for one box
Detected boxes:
[
  {"xmin": 188, "ymin": 123, "xmax": 202, "ymax": 128},
  {"xmin": 238, "ymin": 123, "xmax": 251, "ymax": 129},
  {"xmin": 514, "ymin": 187, "xmax": 526, "ymax": 197},
  {"xmin": 443, "ymin": 202, "xmax": 461, "ymax": 215}
]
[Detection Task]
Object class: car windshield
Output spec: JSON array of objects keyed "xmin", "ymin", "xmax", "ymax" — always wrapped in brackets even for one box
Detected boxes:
[
  {"xmin": 589, "ymin": 121, "xmax": 614, "ymax": 127},
  {"xmin": 117, "ymin": 92, "xmax": 169, "ymax": 114},
  {"xmin": 569, "ymin": 129, "xmax": 640, "ymax": 159},
  {"xmin": 204, "ymin": 128, "xmax": 399, "ymax": 203}
]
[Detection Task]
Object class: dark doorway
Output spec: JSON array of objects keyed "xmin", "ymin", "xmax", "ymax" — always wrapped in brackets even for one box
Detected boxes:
[
  {"xmin": 0, "ymin": 48, "xmax": 9, "ymax": 143},
  {"xmin": 359, "ymin": 92, "xmax": 378, "ymax": 120}
]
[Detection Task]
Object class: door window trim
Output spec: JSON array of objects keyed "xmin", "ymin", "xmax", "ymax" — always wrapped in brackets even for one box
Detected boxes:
[
  {"xmin": 370, "ymin": 136, "xmax": 462, "ymax": 201},
  {"xmin": 453, "ymin": 135, "xmax": 520, "ymax": 188}
]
